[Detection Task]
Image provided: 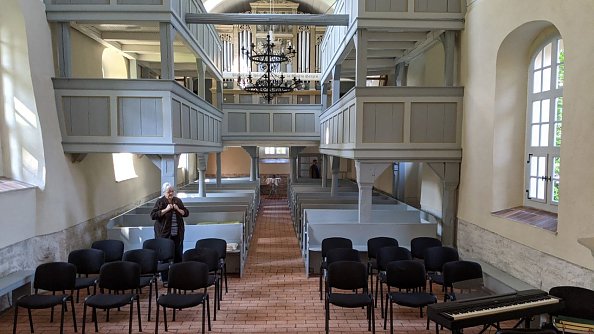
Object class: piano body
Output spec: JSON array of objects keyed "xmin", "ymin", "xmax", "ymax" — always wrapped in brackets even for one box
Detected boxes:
[{"xmin": 427, "ymin": 289, "xmax": 564, "ymax": 334}]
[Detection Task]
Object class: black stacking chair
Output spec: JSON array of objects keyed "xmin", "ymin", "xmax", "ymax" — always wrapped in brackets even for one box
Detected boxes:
[
  {"xmin": 122, "ymin": 249, "xmax": 159, "ymax": 321},
  {"xmin": 410, "ymin": 237, "xmax": 442, "ymax": 260},
  {"xmin": 319, "ymin": 237, "xmax": 353, "ymax": 300},
  {"xmin": 13, "ymin": 262, "xmax": 77, "ymax": 334},
  {"xmin": 367, "ymin": 237, "xmax": 399, "ymax": 301},
  {"xmin": 91, "ymin": 239, "xmax": 124, "ymax": 263},
  {"xmin": 155, "ymin": 262, "xmax": 211, "ymax": 334},
  {"xmin": 195, "ymin": 238, "xmax": 228, "ymax": 295},
  {"xmin": 143, "ymin": 238, "xmax": 175, "ymax": 285},
  {"xmin": 375, "ymin": 246, "xmax": 412, "ymax": 312},
  {"xmin": 183, "ymin": 247, "xmax": 221, "ymax": 320},
  {"xmin": 549, "ymin": 285, "xmax": 594, "ymax": 322},
  {"xmin": 82, "ymin": 261, "xmax": 141, "ymax": 334},
  {"xmin": 424, "ymin": 246, "xmax": 459, "ymax": 293},
  {"xmin": 384, "ymin": 260, "xmax": 437, "ymax": 333},
  {"xmin": 323, "ymin": 248, "xmax": 361, "ymax": 304},
  {"xmin": 442, "ymin": 260, "xmax": 485, "ymax": 301},
  {"xmin": 325, "ymin": 261, "xmax": 375, "ymax": 334},
  {"xmin": 68, "ymin": 248, "xmax": 104, "ymax": 302}
]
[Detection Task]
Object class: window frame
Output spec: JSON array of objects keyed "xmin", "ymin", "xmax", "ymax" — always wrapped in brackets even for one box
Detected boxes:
[{"xmin": 524, "ymin": 36, "xmax": 563, "ymax": 212}]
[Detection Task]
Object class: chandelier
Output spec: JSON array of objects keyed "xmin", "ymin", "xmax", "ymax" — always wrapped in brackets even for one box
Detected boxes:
[{"xmin": 237, "ymin": 34, "xmax": 302, "ymax": 103}]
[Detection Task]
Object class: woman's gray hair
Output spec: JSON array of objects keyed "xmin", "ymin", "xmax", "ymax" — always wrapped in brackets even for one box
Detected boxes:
[{"xmin": 161, "ymin": 182, "xmax": 173, "ymax": 194}]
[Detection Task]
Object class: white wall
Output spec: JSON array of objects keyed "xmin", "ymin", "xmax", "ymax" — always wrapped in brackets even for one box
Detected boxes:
[{"xmin": 459, "ymin": 0, "xmax": 594, "ymax": 270}]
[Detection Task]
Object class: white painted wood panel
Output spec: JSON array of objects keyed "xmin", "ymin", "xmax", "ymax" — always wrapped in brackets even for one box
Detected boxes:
[
  {"xmin": 249, "ymin": 113, "xmax": 270, "ymax": 132},
  {"xmin": 273, "ymin": 114, "xmax": 292, "ymax": 132}
]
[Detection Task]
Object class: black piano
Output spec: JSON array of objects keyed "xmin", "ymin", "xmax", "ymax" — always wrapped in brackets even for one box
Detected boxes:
[{"xmin": 427, "ymin": 289, "xmax": 564, "ymax": 334}]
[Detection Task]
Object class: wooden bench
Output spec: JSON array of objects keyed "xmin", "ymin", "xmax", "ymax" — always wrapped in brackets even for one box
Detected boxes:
[{"xmin": 0, "ymin": 270, "xmax": 34, "ymax": 305}]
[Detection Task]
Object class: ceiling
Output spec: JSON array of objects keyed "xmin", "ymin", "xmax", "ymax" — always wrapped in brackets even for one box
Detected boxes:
[{"xmin": 201, "ymin": 0, "xmax": 335, "ymax": 14}]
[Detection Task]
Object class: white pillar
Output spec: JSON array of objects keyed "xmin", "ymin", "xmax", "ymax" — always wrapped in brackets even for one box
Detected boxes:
[
  {"xmin": 355, "ymin": 161, "xmax": 391, "ymax": 224},
  {"xmin": 331, "ymin": 65, "xmax": 341, "ymax": 105},
  {"xmin": 330, "ymin": 156, "xmax": 340, "ymax": 196},
  {"xmin": 160, "ymin": 155, "xmax": 179, "ymax": 189},
  {"xmin": 427, "ymin": 162, "xmax": 460, "ymax": 247},
  {"xmin": 441, "ymin": 31, "xmax": 456, "ymax": 87},
  {"xmin": 197, "ymin": 153, "xmax": 208, "ymax": 197},
  {"xmin": 289, "ymin": 146, "xmax": 304, "ymax": 183},
  {"xmin": 196, "ymin": 58, "xmax": 206, "ymax": 99},
  {"xmin": 216, "ymin": 152, "xmax": 222, "ymax": 187},
  {"xmin": 355, "ymin": 29, "xmax": 368, "ymax": 87},
  {"xmin": 321, "ymin": 155, "xmax": 328, "ymax": 188},
  {"xmin": 242, "ymin": 146, "xmax": 258, "ymax": 182},
  {"xmin": 57, "ymin": 22, "xmax": 71, "ymax": 78}
]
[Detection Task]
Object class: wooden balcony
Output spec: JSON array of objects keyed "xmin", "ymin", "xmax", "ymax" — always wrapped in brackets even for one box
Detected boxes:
[
  {"xmin": 319, "ymin": 86, "xmax": 463, "ymax": 161},
  {"xmin": 53, "ymin": 78, "xmax": 222, "ymax": 154}
]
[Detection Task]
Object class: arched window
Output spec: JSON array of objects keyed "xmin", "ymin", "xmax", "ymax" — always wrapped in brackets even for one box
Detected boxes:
[{"xmin": 525, "ymin": 36, "xmax": 564, "ymax": 211}]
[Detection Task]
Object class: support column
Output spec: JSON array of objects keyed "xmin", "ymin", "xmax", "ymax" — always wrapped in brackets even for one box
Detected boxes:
[
  {"xmin": 216, "ymin": 152, "xmax": 222, "ymax": 187},
  {"xmin": 395, "ymin": 62, "xmax": 409, "ymax": 87},
  {"xmin": 160, "ymin": 22, "xmax": 175, "ymax": 80},
  {"xmin": 57, "ymin": 22, "xmax": 72, "ymax": 78},
  {"xmin": 427, "ymin": 162, "xmax": 461, "ymax": 247},
  {"xmin": 196, "ymin": 58, "xmax": 206, "ymax": 99},
  {"xmin": 354, "ymin": 29, "xmax": 368, "ymax": 87},
  {"xmin": 129, "ymin": 59, "xmax": 138, "ymax": 79},
  {"xmin": 242, "ymin": 146, "xmax": 258, "ymax": 181},
  {"xmin": 216, "ymin": 80, "xmax": 223, "ymax": 109},
  {"xmin": 330, "ymin": 156, "xmax": 341, "ymax": 196},
  {"xmin": 321, "ymin": 155, "xmax": 328, "ymax": 188},
  {"xmin": 289, "ymin": 146, "xmax": 305, "ymax": 183},
  {"xmin": 441, "ymin": 31, "xmax": 456, "ymax": 87},
  {"xmin": 321, "ymin": 81, "xmax": 328, "ymax": 110},
  {"xmin": 148, "ymin": 155, "xmax": 179, "ymax": 190},
  {"xmin": 197, "ymin": 153, "xmax": 208, "ymax": 197},
  {"xmin": 355, "ymin": 161, "xmax": 391, "ymax": 224},
  {"xmin": 331, "ymin": 65, "xmax": 341, "ymax": 105}
]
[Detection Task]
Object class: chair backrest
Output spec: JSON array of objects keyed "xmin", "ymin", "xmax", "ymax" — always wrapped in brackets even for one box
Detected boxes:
[
  {"xmin": 326, "ymin": 248, "xmax": 360, "ymax": 265},
  {"xmin": 91, "ymin": 239, "xmax": 124, "ymax": 263},
  {"xmin": 168, "ymin": 262, "xmax": 209, "ymax": 291},
  {"xmin": 410, "ymin": 237, "xmax": 442, "ymax": 259},
  {"xmin": 183, "ymin": 248, "xmax": 219, "ymax": 272},
  {"xmin": 442, "ymin": 260, "xmax": 483, "ymax": 287},
  {"xmin": 123, "ymin": 249, "xmax": 158, "ymax": 275},
  {"xmin": 98, "ymin": 261, "xmax": 140, "ymax": 291},
  {"xmin": 377, "ymin": 246, "xmax": 412, "ymax": 271},
  {"xmin": 195, "ymin": 238, "xmax": 227, "ymax": 260},
  {"xmin": 367, "ymin": 237, "xmax": 399, "ymax": 260},
  {"xmin": 321, "ymin": 237, "xmax": 353, "ymax": 257},
  {"xmin": 424, "ymin": 246, "xmax": 459, "ymax": 272},
  {"xmin": 385, "ymin": 260, "xmax": 427, "ymax": 290},
  {"xmin": 68, "ymin": 248, "xmax": 105, "ymax": 275},
  {"xmin": 549, "ymin": 286, "xmax": 594, "ymax": 320},
  {"xmin": 33, "ymin": 262, "xmax": 76, "ymax": 292},
  {"xmin": 327, "ymin": 261, "xmax": 368, "ymax": 291},
  {"xmin": 143, "ymin": 238, "xmax": 175, "ymax": 262}
]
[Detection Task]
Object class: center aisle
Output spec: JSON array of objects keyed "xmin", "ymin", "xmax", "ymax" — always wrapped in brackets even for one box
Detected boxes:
[{"xmin": 214, "ymin": 196, "xmax": 377, "ymax": 333}]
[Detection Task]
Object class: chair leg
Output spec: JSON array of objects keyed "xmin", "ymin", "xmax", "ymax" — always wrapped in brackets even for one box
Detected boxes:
[
  {"xmin": 206, "ymin": 295, "xmax": 211, "ymax": 331},
  {"xmin": 389, "ymin": 299, "xmax": 394, "ymax": 334},
  {"xmin": 163, "ymin": 306, "xmax": 168, "ymax": 332},
  {"xmin": 60, "ymin": 302, "xmax": 66, "ymax": 334},
  {"xmin": 136, "ymin": 296, "xmax": 142, "ymax": 333},
  {"xmin": 224, "ymin": 261, "xmax": 228, "ymax": 294},
  {"xmin": 375, "ymin": 275, "xmax": 380, "ymax": 309},
  {"xmin": 93, "ymin": 307, "xmax": 98, "ymax": 332},
  {"xmin": 82, "ymin": 304, "xmax": 87, "ymax": 334},
  {"xmin": 319, "ymin": 267, "xmax": 323, "ymax": 300},
  {"xmin": 371, "ymin": 301, "xmax": 375, "ymax": 334},
  {"xmin": 12, "ymin": 305, "xmax": 18, "ymax": 334},
  {"xmin": 70, "ymin": 296, "xmax": 78, "ymax": 332},
  {"xmin": 148, "ymin": 282, "xmax": 153, "ymax": 321},
  {"xmin": 155, "ymin": 304, "xmax": 160, "ymax": 334},
  {"xmin": 383, "ymin": 295, "xmax": 388, "ymax": 330},
  {"xmin": 128, "ymin": 301, "xmax": 133, "ymax": 334},
  {"xmin": 27, "ymin": 308, "xmax": 34, "ymax": 333},
  {"xmin": 202, "ymin": 299, "xmax": 206, "ymax": 334},
  {"xmin": 214, "ymin": 281, "xmax": 218, "ymax": 321},
  {"xmin": 325, "ymin": 297, "xmax": 330, "ymax": 334},
  {"xmin": 380, "ymin": 280, "xmax": 384, "ymax": 316}
]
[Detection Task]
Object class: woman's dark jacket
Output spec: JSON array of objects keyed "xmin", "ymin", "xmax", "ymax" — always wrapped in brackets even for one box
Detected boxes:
[{"xmin": 150, "ymin": 196, "xmax": 189, "ymax": 240}]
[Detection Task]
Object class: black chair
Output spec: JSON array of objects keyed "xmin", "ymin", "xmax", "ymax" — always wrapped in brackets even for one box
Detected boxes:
[
  {"xmin": 410, "ymin": 237, "xmax": 442, "ymax": 260},
  {"xmin": 183, "ymin": 247, "xmax": 221, "ymax": 320},
  {"xmin": 91, "ymin": 239, "xmax": 124, "ymax": 263},
  {"xmin": 375, "ymin": 246, "xmax": 412, "ymax": 312},
  {"xmin": 324, "ymin": 248, "xmax": 361, "ymax": 304},
  {"xmin": 423, "ymin": 246, "xmax": 459, "ymax": 293},
  {"xmin": 549, "ymin": 285, "xmax": 594, "ymax": 320},
  {"xmin": 442, "ymin": 260, "xmax": 484, "ymax": 301},
  {"xmin": 82, "ymin": 261, "xmax": 141, "ymax": 334},
  {"xmin": 319, "ymin": 237, "xmax": 353, "ymax": 300},
  {"xmin": 367, "ymin": 237, "xmax": 399, "ymax": 301},
  {"xmin": 13, "ymin": 262, "xmax": 77, "ymax": 334},
  {"xmin": 384, "ymin": 260, "xmax": 437, "ymax": 333},
  {"xmin": 325, "ymin": 261, "xmax": 375, "ymax": 334},
  {"xmin": 123, "ymin": 249, "xmax": 159, "ymax": 321},
  {"xmin": 195, "ymin": 238, "xmax": 228, "ymax": 295},
  {"xmin": 143, "ymin": 238, "xmax": 175, "ymax": 285},
  {"xmin": 68, "ymin": 248, "xmax": 104, "ymax": 302},
  {"xmin": 155, "ymin": 262, "xmax": 211, "ymax": 334}
]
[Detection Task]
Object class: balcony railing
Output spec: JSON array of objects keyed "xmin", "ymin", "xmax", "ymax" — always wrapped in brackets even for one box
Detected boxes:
[
  {"xmin": 53, "ymin": 79, "xmax": 222, "ymax": 154},
  {"xmin": 319, "ymin": 86, "xmax": 463, "ymax": 160}
]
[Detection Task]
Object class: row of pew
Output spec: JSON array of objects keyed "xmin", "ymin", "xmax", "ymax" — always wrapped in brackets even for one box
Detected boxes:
[
  {"xmin": 107, "ymin": 178, "xmax": 259, "ymax": 277},
  {"xmin": 288, "ymin": 179, "xmax": 441, "ymax": 277}
]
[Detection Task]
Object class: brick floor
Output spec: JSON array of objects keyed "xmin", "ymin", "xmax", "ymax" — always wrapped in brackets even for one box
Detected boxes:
[{"xmin": 1, "ymin": 196, "xmax": 504, "ymax": 333}]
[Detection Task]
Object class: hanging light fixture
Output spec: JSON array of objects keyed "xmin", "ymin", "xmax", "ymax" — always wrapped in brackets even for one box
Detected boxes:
[{"xmin": 237, "ymin": 34, "xmax": 302, "ymax": 103}]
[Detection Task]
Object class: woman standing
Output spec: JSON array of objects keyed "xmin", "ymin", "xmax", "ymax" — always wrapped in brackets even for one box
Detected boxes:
[{"xmin": 150, "ymin": 183, "xmax": 189, "ymax": 264}]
